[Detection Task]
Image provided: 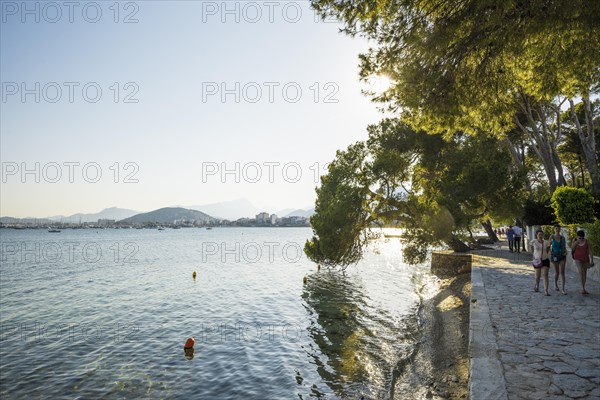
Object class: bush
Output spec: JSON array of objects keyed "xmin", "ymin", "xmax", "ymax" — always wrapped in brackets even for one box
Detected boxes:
[
  {"xmin": 541, "ymin": 224, "xmax": 577, "ymax": 244},
  {"xmin": 584, "ymin": 220, "xmax": 600, "ymax": 256},
  {"xmin": 565, "ymin": 225, "xmax": 578, "ymax": 244},
  {"xmin": 541, "ymin": 225, "xmax": 554, "ymax": 239},
  {"xmin": 550, "ymin": 186, "xmax": 597, "ymax": 225}
]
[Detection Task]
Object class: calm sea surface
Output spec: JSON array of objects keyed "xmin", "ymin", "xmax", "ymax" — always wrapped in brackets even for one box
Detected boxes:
[{"xmin": 0, "ymin": 227, "xmax": 434, "ymax": 399}]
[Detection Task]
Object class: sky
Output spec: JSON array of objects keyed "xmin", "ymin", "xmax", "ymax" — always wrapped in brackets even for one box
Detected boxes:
[{"xmin": 0, "ymin": 0, "xmax": 387, "ymax": 218}]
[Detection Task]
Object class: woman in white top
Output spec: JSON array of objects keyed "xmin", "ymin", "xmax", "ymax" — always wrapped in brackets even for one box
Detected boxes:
[{"xmin": 530, "ymin": 229, "xmax": 551, "ymax": 295}]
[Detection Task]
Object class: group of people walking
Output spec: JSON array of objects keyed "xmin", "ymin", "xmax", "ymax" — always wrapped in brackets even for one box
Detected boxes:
[
  {"xmin": 506, "ymin": 225, "xmax": 523, "ymax": 252},
  {"xmin": 530, "ymin": 224, "xmax": 595, "ymax": 296}
]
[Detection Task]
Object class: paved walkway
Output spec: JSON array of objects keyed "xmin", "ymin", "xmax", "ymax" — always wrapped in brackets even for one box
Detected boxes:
[{"xmin": 469, "ymin": 246, "xmax": 600, "ymax": 400}]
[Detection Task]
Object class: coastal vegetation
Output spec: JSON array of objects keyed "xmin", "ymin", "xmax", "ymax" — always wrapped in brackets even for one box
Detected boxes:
[{"xmin": 305, "ymin": 0, "xmax": 599, "ymax": 265}]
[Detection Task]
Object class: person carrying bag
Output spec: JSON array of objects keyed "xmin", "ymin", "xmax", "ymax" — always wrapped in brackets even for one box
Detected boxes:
[{"xmin": 571, "ymin": 230, "xmax": 595, "ymax": 295}]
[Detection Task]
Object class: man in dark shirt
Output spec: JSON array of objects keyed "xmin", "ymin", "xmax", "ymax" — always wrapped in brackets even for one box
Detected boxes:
[
  {"xmin": 513, "ymin": 224, "xmax": 523, "ymax": 253},
  {"xmin": 507, "ymin": 226, "xmax": 515, "ymax": 252}
]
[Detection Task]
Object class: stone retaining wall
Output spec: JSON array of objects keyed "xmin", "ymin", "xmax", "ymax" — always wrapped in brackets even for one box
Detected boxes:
[{"xmin": 431, "ymin": 251, "xmax": 472, "ymax": 278}]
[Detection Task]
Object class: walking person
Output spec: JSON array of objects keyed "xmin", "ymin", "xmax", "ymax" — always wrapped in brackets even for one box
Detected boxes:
[
  {"xmin": 530, "ymin": 229, "xmax": 551, "ymax": 295},
  {"xmin": 550, "ymin": 224, "xmax": 568, "ymax": 294},
  {"xmin": 507, "ymin": 226, "xmax": 515, "ymax": 252},
  {"xmin": 571, "ymin": 230, "xmax": 595, "ymax": 295},
  {"xmin": 513, "ymin": 224, "xmax": 523, "ymax": 253}
]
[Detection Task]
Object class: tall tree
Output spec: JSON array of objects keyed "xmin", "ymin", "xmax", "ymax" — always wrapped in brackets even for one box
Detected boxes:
[{"xmin": 311, "ymin": 0, "xmax": 600, "ymax": 193}]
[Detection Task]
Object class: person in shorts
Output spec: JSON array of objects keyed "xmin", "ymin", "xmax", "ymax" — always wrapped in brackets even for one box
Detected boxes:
[
  {"xmin": 550, "ymin": 224, "xmax": 567, "ymax": 294},
  {"xmin": 530, "ymin": 229, "xmax": 551, "ymax": 295},
  {"xmin": 571, "ymin": 230, "xmax": 595, "ymax": 295}
]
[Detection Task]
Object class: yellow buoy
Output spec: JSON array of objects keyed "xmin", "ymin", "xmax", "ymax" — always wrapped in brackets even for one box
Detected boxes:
[
  {"xmin": 192, "ymin": 271, "xmax": 197, "ymax": 279},
  {"xmin": 317, "ymin": 264, "xmax": 321, "ymax": 272},
  {"xmin": 303, "ymin": 275, "xmax": 308, "ymax": 285}
]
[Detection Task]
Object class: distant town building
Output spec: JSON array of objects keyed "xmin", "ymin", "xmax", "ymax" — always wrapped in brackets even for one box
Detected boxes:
[
  {"xmin": 255, "ymin": 212, "xmax": 270, "ymax": 224},
  {"xmin": 270, "ymin": 214, "xmax": 278, "ymax": 225}
]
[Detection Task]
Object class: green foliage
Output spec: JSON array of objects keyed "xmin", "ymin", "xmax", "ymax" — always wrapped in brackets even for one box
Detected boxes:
[
  {"xmin": 312, "ymin": 0, "xmax": 600, "ymax": 195},
  {"xmin": 312, "ymin": 0, "xmax": 600, "ymax": 134},
  {"xmin": 304, "ymin": 143, "xmax": 376, "ymax": 267},
  {"xmin": 522, "ymin": 198, "xmax": 555, "ymax": 226},
  {"xmin": 550, "ymin": 187, "xmax": 598, "ymax": 225},
  {"xmin": 305, "ymin": 119, "xmax": 524, "ymax": 266},
  {"xmin": 594, "ymin": 194, "xmax": 600, "ymax": 220},
  {"xmin": 541, "ymin": 225, "xmax": 554, "ymax": 240},
  {"xmin": 584, "ymin": 220, "xmax": 600, "ymax": 256},
  {"xmin": 540, "ymin": 224, "xmax": 576, "ymax": 243},
  {"xmin": 565, "ymin": 225, "xmax": 579, "ymax": 244}
]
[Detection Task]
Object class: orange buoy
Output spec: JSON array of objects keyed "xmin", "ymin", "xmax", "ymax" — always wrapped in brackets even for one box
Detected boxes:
[
  {"xmin": 317, "ymin": 264, "xmax": 321, "ymax": 271},
  {"xmin": 184, "ymin": 337, "xmax": 195, "ymax": 349}
]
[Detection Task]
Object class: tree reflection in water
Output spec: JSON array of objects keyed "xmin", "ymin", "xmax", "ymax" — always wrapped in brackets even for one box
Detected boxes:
[{"xmin": 302, "ymin": 270, "xmax": 420, "ymax": 399}]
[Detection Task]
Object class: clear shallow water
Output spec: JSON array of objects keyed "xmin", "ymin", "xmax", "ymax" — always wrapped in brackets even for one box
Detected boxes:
[{"xmin": 0, "ymin": 227, "xmax": 432, "ymax": 399}]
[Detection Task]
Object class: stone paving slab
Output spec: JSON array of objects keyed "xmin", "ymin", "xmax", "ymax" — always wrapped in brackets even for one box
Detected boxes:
[{"xmin": 469, "ymin": 246, "xmax": 600, "ymax": 400}]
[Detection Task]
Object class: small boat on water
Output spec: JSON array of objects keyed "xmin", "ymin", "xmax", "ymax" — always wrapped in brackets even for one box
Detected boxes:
[
  {"xmin": 158, "ymin": 226, "xmax": 164, "ymax": 231},
  {"xmin": 206, "ymin": 227, "xmax": 212, "ymax": 230},
  {"xmin": 48, "ymin": 228, "xmax": 61, "ymax": 233}
]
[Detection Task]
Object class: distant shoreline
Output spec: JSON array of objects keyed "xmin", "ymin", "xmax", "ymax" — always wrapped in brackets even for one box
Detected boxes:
[{"xmin": 0, "ymin": 224, "xmax": 311, "ymax": 230}]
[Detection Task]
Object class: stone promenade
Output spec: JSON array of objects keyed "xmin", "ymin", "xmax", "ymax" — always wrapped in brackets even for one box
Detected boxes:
[{"xmin": 469, "ymin": 246, "xmax": 600, "ymax": 400}]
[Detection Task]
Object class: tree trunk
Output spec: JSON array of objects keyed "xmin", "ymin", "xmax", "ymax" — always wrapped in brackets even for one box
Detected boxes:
[
  {"xmin": 467, "ymin": 227, "xmax": 475, "ymax": 243},
  {"xmin": 444, "ymin": 234, "xmax": 471, "ymax": 253},
  {"xmin": 582, "ymin": 148, "xmax": 600, "ymax": 194},
  {"xmin": 481, "ymin": 219, "xmax": 499, "ymax": 242},
  {"xmin": 504, "ymin": 137, "xmax": 523, "ymax": 170},
  {"xmin": 550, "ymin": 146, "xmax": 567, "ymax": 187},
  {"xmin": 547, "ymin": 103, "xmax": 567, "ymax": 187},
  {"xmin": 570, "ymin": 98, "xmax": 600, "ymax": 194},
  {"xmin": 514, "ymin": 96, "xmax": 559, "ymax": 193},
  {"xmin": 504, "ymin": 137, "xmax": 533, "ymax": 197},
  {"xmin": 578, "ymin": 154, "xmax": 586, "ymax": 187}
]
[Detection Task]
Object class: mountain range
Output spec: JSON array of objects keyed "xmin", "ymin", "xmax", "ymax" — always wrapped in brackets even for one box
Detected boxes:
[
  {"xmin": 1, "ymin": 199, "xmax": 315, "ymax": 224},
  {"xmin": 48, "ymin": 207, "xmax": 140, "ymax": 223},
  {"xmin": 283, "ymin": 208, "xmax": 315, "ymax": 218},
  {"xmin": 186, "ymin": 199, "xmax": 314, "ymax": 220},
  {"xmin": 186, "ymin": 198, "xmax": 261, "ymax": 221}
]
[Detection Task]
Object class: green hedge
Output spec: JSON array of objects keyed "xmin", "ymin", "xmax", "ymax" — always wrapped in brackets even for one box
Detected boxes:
[
  {"xmin": 584, "ymin": 220, "xmax": 600, "ymax": 256},
  {"xmin": 550, "ymin": 186, "xmax": 597, "ymax": 225}
]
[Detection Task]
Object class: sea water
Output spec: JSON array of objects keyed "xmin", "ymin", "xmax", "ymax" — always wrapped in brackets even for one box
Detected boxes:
[{"xmin": 0, "ymin": 227, "xmax": 433, "ymax": 399}]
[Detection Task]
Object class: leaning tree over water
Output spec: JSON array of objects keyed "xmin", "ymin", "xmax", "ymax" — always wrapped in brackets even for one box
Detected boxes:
[{"xmin": 305, "ymin": 119, "xmax": 525, "ymax": 266}]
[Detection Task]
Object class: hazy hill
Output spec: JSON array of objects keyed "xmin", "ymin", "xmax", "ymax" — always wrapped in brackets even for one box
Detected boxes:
[
  {"xmin": 49, "ymin": 207, "xmax": 140, "ymax": 223},
  {"xmin": 284, "ymin": 207, "xmax": 315, "ymax": 218},
  {"xmin": 275, "ymin": 208, "xmax": 295, "ymax": 217},
  {"xmin": 188, "ymin": 198, "xmax": 261, "ymax": 221},
  {"xmin": 120, "ymin": 207, "xmax": 216, "ymax": 224}
]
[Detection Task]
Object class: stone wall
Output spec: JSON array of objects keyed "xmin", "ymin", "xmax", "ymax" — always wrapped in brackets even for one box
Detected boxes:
[{"xmin": 431, "ymin": 251, "xmax": 472, "ymax": 278}]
